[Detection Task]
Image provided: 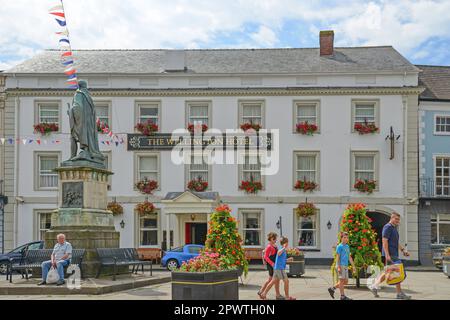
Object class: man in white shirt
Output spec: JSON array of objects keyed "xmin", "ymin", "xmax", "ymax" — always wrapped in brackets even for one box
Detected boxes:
[{"xmin": 38, "ymin": 233, "xmax": 72, "ymax": 286}]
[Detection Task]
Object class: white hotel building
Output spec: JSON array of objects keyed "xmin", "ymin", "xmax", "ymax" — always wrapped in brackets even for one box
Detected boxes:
[{"xmin": 2, "ymin": 32, "xmax": 422, "ymax": 263}]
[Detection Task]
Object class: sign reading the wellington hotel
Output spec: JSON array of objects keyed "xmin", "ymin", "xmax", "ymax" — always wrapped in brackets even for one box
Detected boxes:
[{"xmin": 127, "ymin": 132, "xmax": 273, "ymax": 151}]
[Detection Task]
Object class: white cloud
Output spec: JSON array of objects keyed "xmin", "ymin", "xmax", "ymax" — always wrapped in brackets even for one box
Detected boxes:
[{"xmin": 250, "ymin": 26, "xmax": 278, "ymax": 47}]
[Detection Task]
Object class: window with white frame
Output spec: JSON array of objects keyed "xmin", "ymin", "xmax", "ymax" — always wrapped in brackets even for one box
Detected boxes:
[
  {"xmin": 137, "ymin": 154, "xmax": 159, "ymax": 182},
  {"xmin": 187, "ymin": 154, "xmax": 210, "ymax": 185},
  {"xmin": 37, "ymin": 154, "xmax": 59, "ymax": 189},
  {"xmin": 38, "ymin": 103, "xmax": 59, "ymax": 125},
  {"xmin": 187, "ymin": 102, "xmax": 209, "ymax": 126},
  {"xmin": 435, "ymin": 116, "xmax": 450, "ymax": 134},
  {"xmin": 102, "ymin": 152, "xmax": 112, "ymax": 190},
  {"xmin": 352, "ymin": 152, "xmax": 378, "ymax": 183},
  {"xmin": 295, "ymin": 102, "xmax": 318, "ymax": 126},
  {"xmin": 137, "ymin": 103, "xmax": 160, "ymax": 127},
  {"xmin": 139, "ymin": 211, "xmax": 159, "ymax": 247},
  {"xmin": 240, "ymin": 102, "xmax": 263, "ymax": 126},
  {"xmin": 38, "ymin": 211, "xmax": 52, "ymax": 240},
  {"xmin": 435, "ymin": 157, "xmax": 450, "ymax": 196},
  {"xmin": 96, "ymin": 103, "xmax": 110, "ymax": 127},
  {"xmin": 352, "ymin": 101, "xmax": 378, "ymax": 127},
  {"xmin": 295, "ymin": 212, "xmax": 319, "ymax": 248},
  {"xmin": 431, "ymin": 213, "xmax": 450, "ymax": 244},
  {"xmin": 241, "ymin": 154, "xmax": 261, "ymax": 182},
  {"xmin": 241, "ymin": 210, "xmax": 262, "ymax": 246},
  {"xmin": 295, "ymin": 152, "xmax": 319, "ymax": 183}
]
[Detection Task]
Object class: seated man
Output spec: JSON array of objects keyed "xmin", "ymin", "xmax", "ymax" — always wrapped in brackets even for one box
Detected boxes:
[{"xmin": 38, "ymin": 233, "xmax": 72, "ymax": 286}]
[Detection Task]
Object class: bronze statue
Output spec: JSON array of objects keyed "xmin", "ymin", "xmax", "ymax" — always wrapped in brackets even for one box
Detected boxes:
[{"xmin": 62, "ymin": 80, "xmax": 105, "ymax": 168}]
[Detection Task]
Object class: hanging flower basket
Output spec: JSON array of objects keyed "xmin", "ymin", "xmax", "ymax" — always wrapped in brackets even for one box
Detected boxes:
[
  {"xmin": 135, "ymin": 120, "xmax": 159, "ymax": 136},
  {"xmin": 135, "ymin": 178, "xmax": 158, "ymax": 194},
  {"xmin": 296, "ymin": 121, "xmax": 318, "ymax": 135},
  {"xmin": 187, "ymin": 176, "xmax": 208, "ymax": 192},
  {"xmin": 354, "ymin": 179, "xmax": 377, "ymax": 194},
  {"xmin": 240, "ymin": 122, "xmax": 262, "ymax": 132},
  {"xmin": 107, "ymin": 201, "xmax": 123, "ymax": 216},
  {"xmin": 239, "ymin": 179, "xmax": 263, "ymax": 194},
  {"xmin": 295, "ymin": 202, "xmax": 317, "ymax": 217},
  {"xmin": 354, "ymin": 119, "xmax": 379, "ymax": 135},
  {"xmin": 187, "ymin": 123, "xmax": 208, "ymax": 133},
  {"xmin": 294, "ymin": 179, "xmax": 318, "ymax": 192},
  {"xmin": 33, "ymin": 123, "xmax": 59, "ymax": 135},
  {"xmin": 97, "ymin": 121, "xmax": 110, "ymax": 134},
  {"xmin": 135, "ymin": 201, "xmax": 155, "ymax": 215}
]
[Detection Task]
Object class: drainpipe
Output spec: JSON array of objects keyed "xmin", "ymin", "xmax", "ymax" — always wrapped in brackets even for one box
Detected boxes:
[
  {"xmin": 13, "ymin": 95, "xmax": 19, "ymax": 247},
  {"xmin": 402, "ymin": 96, "xmax": 408, "ymax": 246}
]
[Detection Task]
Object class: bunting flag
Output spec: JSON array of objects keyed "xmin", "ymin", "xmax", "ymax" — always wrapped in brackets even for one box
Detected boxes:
[
  {"xmin": 49, "ymin": 0, "xmax": 78, "ymax": 89},
  {"xmin": 0, "ymin": 135, "xmax": 126, "ymax": 147}
]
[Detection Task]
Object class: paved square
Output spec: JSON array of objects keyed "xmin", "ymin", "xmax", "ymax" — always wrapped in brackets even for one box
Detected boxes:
[{"xmin": 0, "ymin": 267, "xmax": 448, "ymax": 300}]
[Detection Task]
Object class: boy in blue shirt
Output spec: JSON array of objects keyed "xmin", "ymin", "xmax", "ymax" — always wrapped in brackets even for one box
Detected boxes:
[
  {"xmin": 260, "ymin": 236, "xmax": 296, "ymax": 300},
  {"xmin": 328, "ymin": 232, "xmax": 356, "ymax": 300}
]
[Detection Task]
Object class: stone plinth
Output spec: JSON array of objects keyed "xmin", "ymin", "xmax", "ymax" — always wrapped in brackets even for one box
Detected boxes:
[{"xmin": 45, "ymin": 166, "xmax": 122, "ymax": 278}]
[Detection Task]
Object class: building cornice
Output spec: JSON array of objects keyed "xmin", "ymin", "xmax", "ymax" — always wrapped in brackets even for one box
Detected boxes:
[{"xmin": 6, "ymin": 86, "xmax": 424, "ymax": 97}]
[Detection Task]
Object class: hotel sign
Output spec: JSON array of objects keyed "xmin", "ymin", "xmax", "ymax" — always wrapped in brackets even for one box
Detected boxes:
[{"xmin": 127, "ymin": 133, "xmax": 272, "ymax": 151}]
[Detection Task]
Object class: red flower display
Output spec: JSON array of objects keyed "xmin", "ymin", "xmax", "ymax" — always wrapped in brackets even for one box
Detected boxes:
[
  {"xmin": 135, "ymin": 201, "xmax": 155, "ymax": 215},
  {"xmin": 135, "ymin": 120, "xmax": 159, "ymax": 136},
  {"xmin": 295, "ymin": 202, "xmax": 317, "ymax": 217},
  {"xmin": 135, "ymin": 178, "xmax": 159, "ymax": 194},
  {"xmin": 33, "ymin": 123, "xmax": 59, "ymax": 135},
  {"xmin": 354, "ymin": 179, "xmax": 377, "ymax": 194},
  {"xmin": 354, "ymin": 119, "xmax": 379, "ymax": 135},
  {"xmin": 296, "ymin": 121, "xmax": 318, "ymax": 135},
  {"xmin": 240, "ymin": 122, "xmax": 262, "ymax": 132},
  {"xmin": 239, "ymin": 179, "xmax": 263, "ymax": 194},
  {"xmin": 187, "ymin": 176, "xmax": 209, "ymax": 192},
  {"xmin": 97, "ymin": 121, "xmax": 110, "ymax": 134},
  {"xmin": 294, "ymin": 179, "xmax": 318, "ymax": 192},
  {"xmin": 187, "ymin": 123, "xmax": 208, "ymax": 133}
]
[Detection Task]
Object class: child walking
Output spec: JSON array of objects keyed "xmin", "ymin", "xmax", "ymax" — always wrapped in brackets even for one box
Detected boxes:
[
  {"xmin": 258, "ymin": 232, "xmax": 283, "ymax": 299},
  {"xmin": 260, "ymin": 236, "xmax": 296, "ymax": 300},
  {"xmin": 328, "ymin": 232, "xmax": 356, "ymax": 300}
]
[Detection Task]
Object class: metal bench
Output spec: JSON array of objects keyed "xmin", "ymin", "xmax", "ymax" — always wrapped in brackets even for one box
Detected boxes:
[
  {"xmin": 7, "ymin": 249, "xmax": 86, "ymax": 283},
  {"xmin": 96, "ymin": 248, "xmax": 153, "ymax": 280}
]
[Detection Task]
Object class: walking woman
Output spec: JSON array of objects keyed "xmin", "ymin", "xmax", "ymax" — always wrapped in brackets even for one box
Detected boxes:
[{"xmin": 258, "ymin": 232, "xmax": 283, "ymax": 300}]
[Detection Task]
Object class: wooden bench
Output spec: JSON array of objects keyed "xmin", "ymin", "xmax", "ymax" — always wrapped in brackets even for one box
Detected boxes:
[
  {"xmin": 96, "ymin": 248, "xmax": 152, "ymax": 280},
  {"xmin": 244, "ymin": 248, "xmax": 264, "ymax": 261},
  {"xmin": 7, "ymin": 249, "xmax": 85, "ymax": 283},
  {"xmin": 137, "ymin": 248, "xmax": 162, "ymax": 264}
]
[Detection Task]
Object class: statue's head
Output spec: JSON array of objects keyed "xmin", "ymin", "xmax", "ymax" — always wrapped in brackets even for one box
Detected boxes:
[{"xmin": 78, "ymin": 80, "xmax": 88, "ymax": 89}]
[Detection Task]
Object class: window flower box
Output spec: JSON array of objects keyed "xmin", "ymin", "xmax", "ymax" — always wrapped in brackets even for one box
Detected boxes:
[
  {"xmin": 187, "ymin": 123, "xmax": 208, "ymax": 133},
  {"xmin": 187, "ymin": 176, "xmax": 208, "ymax": 192},
  {"xmin": 239, "ymin": 179, "xmax": 263, "ymax": 194},
  {"xmin": 135, "ymin": 120, "xmax": 159, "ymax": 136},
  {"xmin": 135, "ymin": 178, "xmax": 158, "ymax": 194},
  {"xmin": 294, "ymin": 179, "xmax": 318, "ymax": 192},
  {"xmin": 354, "ymin": 119, "xmax": 379, "ymax": 135},
  {"xmin": 33, "ymin": 123, "xmax": 59, "ymax": 136},
  {"xmin": 135, "ymin": 200, "xmax": 155, "ymax": 215},
  {"xmin": 97, "ymin": 121, "xmax": 110, "ymax": 134},
  {"xmin": 295, "ymin": 202, "xmax": 317, "ymax": 217},
  {"xmin": 240, "ymin": 122, "xmax": 262, "ymax": 132},
  {"xmin": 354, "ymin": 179, "xmax": 377, "ymax": 194},
  {"xmin": 296, "ymin": 121, "xmax": 318, "ymax": 135}
]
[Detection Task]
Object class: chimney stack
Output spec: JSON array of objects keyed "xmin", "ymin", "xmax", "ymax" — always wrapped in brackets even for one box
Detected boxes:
[{"xmin": 319, "ymin": 30, "xmax": 334, "ymax": 56}]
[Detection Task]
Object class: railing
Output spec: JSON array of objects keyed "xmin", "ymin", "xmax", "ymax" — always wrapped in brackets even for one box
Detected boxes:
[{"xmin": 420, "ymin": 177, "xmax": 450, "ymax": 198}]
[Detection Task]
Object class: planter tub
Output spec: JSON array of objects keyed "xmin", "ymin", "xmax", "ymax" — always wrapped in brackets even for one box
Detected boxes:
[
  {"xmin": 287, "ymin": 255, "xmax": 305, "ymax": 277},
  {"xmin": 443, "ymin": 256, "xmax": 450, "ymax": 278},
  {"xmin": 172, "ymin": 269, "xmax": 239, "ymax": 300}
]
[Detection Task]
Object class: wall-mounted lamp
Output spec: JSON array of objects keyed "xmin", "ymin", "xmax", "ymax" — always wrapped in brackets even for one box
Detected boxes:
[
  {"xmin": 120, "ymin": 220, "xmax": 125, "ymax": 229},
  {"xmin": 327, "ymin": 220, "xmax": 332, "ymax": 230}
]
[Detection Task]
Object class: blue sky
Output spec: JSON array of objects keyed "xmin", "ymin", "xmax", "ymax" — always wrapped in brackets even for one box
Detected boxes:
[{"xmin": 1, "ymin": 0, "xmax": 450, "ymax": 70}]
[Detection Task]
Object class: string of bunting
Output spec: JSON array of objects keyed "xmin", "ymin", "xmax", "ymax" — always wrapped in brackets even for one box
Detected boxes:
[
  {"xmin": 49, "ymin": 1, "xmax": 78, "ymax": 89},
  {"xmin": 0, "ymin": 135, "xmax": 126, "ymax": 146}
]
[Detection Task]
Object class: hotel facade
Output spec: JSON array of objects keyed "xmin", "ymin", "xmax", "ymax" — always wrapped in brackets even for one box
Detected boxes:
[{"xmin": 2, "ymin": 32, "xmax": 423, "ymax": 263}]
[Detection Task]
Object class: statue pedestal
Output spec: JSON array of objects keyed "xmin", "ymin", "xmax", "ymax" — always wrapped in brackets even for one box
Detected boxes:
[{"xmin": 45, "ymin": 166, "xmax": 123, "ymax": 278}]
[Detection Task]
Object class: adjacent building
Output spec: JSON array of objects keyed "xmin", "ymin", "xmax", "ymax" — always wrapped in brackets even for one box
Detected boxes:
[
  {"xmin": 3, "ymin": 31, "xmax": 422, "ymax": 263},
  {"xmin": 418, "ymin": 65, "xmax": 450, "ymax": 265}
]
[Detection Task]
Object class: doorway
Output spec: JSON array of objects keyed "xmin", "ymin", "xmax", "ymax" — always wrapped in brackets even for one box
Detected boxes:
[
  {"xmin": 185, "ymin": 223, "xmax": 207, "ymax": 245},
  {"xmin": 366, "ymin": 211, "xmax": 390, "ymax": 253}
]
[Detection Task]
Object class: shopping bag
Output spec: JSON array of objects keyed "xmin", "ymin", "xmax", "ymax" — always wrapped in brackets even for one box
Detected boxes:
[
  {"xmin": 46, "ymin": 266, "xmax": 60, "ymax": 284},
  {"xmin": 386, "ymin": 263, "xmax": 405, "ymax": 285}
]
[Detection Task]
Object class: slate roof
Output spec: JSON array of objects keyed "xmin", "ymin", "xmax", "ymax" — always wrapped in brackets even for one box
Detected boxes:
[
  {"xmin": 416, "ymin": 65, "xmax": 450, "ymax": 100},
  {"xmin": 5, "ymin": 47, "xmax": 419, "ymax": 75},
  {"xmin": 163, "ymin": 191, "xmax": 219, "ymax": 201}
]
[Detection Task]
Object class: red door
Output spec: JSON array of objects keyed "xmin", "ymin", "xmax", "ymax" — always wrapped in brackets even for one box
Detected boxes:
[{"xmin": 185, "ymin": 223, "xmax": 192, "ymax": 244}]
